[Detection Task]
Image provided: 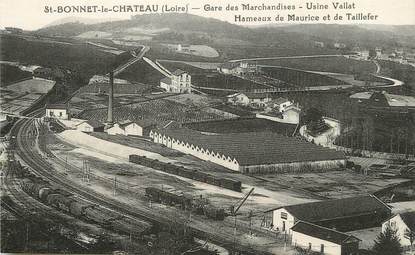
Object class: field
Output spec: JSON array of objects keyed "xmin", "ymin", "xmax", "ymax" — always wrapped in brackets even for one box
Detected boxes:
[
  {"xmin": 1, "ymin": 34, "xmax": 131, "ymax": 81},
  {"xmin": 192, "ymin": 73, "xmax": 269, "ymax": 91},
  {"xmin": 257, "ymin": 56, "xmax": 377, "ymax": 75},
  {"xmin": 0, "ymin": 64, "xmax": 32, "ymax": 86},
  {"xmin": 76, "ymin": 97, "xmax": 226, "ymax": 127},
  {"xmin": 260, "ymin": 66, "xmax": 347, "ymax": 87},
  {"xmin": 0, "ymin": 78, "xmax": 56, "ymax": 114}
]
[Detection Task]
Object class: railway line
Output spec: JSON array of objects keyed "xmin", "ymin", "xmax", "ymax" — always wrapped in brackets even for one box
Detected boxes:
[{"xmin": 9, "ymin": 115, "xmax": 275, "ymax": 255}]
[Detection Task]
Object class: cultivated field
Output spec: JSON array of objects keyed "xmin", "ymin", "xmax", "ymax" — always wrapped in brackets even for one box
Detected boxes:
[
  {"xmin": 257, "ymin": 56, "xmax": 377, "ymax": 75},
  {"xmin": 0, "ymin": 64, "xmax": 32, "ymax": 86},
  {"xmin": 192, "ymin": 73, "xmax": 269, "ymax": 91},
  {"xmin": 5, "ymin": 77, "xmax": 55, "ymax": 93},
  {"xmin": 76, "ymin": 97, "xmax": 226, "ymax": 127}
]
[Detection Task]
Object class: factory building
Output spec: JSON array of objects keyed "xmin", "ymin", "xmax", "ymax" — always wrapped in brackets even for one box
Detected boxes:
[
  {"xmin": 267, "ymin": 195, "xmax": 391, "ymax": 234},
  {"xmin": 107, "ymin": 120, "xmax": 156, "ymax": 137},
  {"xmin": 150, "ymin": 128, "xmax": 346, "ymax": 173}
]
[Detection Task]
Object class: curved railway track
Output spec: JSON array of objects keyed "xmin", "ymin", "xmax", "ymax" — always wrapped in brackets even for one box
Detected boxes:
[{"xmin": 10, "ymin": 115, "xmax": 273, "ymax": 255}]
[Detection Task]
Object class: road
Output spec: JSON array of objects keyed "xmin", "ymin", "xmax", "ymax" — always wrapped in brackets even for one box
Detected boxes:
[
  {"xmin": 112, "ymin": 46, "xmax": 149, "ymax": 76},
  {"xmin": 10, "ymin": 116, "xmax": 279, "ymax": 255}
]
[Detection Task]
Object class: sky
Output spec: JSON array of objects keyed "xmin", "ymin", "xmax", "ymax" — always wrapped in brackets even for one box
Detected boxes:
[{"xmin": 0, "ymin": 0, "xmax": 414, "ymax": 30}]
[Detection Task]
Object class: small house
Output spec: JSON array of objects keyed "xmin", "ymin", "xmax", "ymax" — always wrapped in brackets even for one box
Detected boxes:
[
  {"xmin": 160, "ymin": 69, "xmax": 191, "ymax": 93},
  {"xmin": 76, "ymin": 120, "xmax": 104, "ymax": 133},
  {"xmin": 382, "ymin": 211, "xmax": 415, "ymax": 248},
  {"xmin": 266, "ymin": 97, "xmax": 293, "ymax": 112},
  {"xmin": 107, "ymin": 120, "xmax": 156, "ymax": 137},
  {"xmin": 45, "ymin": 104, "xmax": 70, "ymax": 120},
  {"xmin": 227, "ymin": 93, "xmax": 271, "ymax": 107},
  {"xmin": 291, "ymin": 221, "xmax": 360, "ymax": 255}
]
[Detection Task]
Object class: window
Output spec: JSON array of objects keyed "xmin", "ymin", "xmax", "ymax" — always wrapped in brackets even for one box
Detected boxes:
[
  {"xmin": 320, "ymin": 244, "xmax": 324, "ymax": 253},
  {"xmin": 281, "ymin": 212, "xmax": 288, "ymax": 219},
  {"xmin": 308, "ymin": 243, "xmax": 312, "ymax": 250},
  {"xmin": 59, "ymin": 112, "xmax": 63, "ymax": 117}
]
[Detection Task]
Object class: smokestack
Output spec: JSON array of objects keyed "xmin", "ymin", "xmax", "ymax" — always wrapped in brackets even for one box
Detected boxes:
[{"xmin": 107, "ymin": 71, "xmax": 114, "ymax": 125}]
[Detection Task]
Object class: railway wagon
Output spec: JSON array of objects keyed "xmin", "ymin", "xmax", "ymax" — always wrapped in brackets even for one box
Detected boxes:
[
  {"xmin": 84, "ymin": 207, "xmax": 121, "ymax": 225},
  {"xmin": 203, "ymin": 206, "xmax": 225, "ymax": 221},
  {"xmin": 110, "ymin": 216, "xmax": 153, "ymax": 236},
  {"xmin": 145, "ymin": 187, "xmax": 192, "ymax": 209},
  {"xmin": 219, "ymin": 178, "xmax": 242, "ymax": 192},
  {"xmin": 69, "ymin": 200, "xmax": 95, "ymax": 217},
  {"xmin": 130, "ymin": 155, "xmax": 242, "ymax": 192},
  {"xmin": 47, "ymin": 193, "xmax": 74, "ymax": 212}
]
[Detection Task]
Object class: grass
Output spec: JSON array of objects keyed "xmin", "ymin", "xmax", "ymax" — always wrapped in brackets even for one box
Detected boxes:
[
  {"xmin": 0, "ymin": 64, "xmax": 32, "ymax": 86},
  {"xmin": 257, "ymin": 56, "xmax": 377, "ymax": 75}
]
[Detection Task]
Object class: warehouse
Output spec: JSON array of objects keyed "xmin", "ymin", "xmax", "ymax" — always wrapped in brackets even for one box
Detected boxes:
[
  {"xmin": 267, "ymin": 195, "xmax": 391, "ymax": 233},
  {"xmin": 291, "ymin": 221, "xmax": 360, "ymax": 255},
  {"xmin": 150, "ymin": 128, "xmax": 346, "ymax": 173}
]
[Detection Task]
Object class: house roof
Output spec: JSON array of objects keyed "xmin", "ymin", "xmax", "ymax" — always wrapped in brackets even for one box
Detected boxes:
[
  {"xmin": 292, "ymin": 221, "xmax": 360, "ymax": 245},
  {"xmin": 350, "ymin": 92, "xmax": 373, "ymax": 100},
  {"xmin": 399, "ymin": 211, "xmax": 415, "ymax": 231},
  {"xmin": 384, "ymin": 93, "xmax": 415, "ymax": 107},
  {"xmin": 129, "ymin": 119, "xmax": 156, "ymax": 128},
  {"xmin": 153, "ymin": 128, "xmax": 345, "ymax": 166},
  {"xmin": 285, "ymin": 105, "xmax": 302, "ymax": 113},
  {"xmin": 172, "ymin": 69, "xmax": 187, "ymax": 76},
  {"xmin": 267, "ymin": 195, "xmax": 391, "ymax": 222},
  {"xmin": 160, "ymin": 77, "xmax": 172, "ymax": 85},
  {"xmin": 272, "ymin": 97, "xmax": 290, "ymax": 105},
  {"xmin": 78, "ymin": 119, "xmax": 104, "ymax": 128},
  {"xmin": 45, "ymin": 104, "xmax": 68, "ymax": 110}
]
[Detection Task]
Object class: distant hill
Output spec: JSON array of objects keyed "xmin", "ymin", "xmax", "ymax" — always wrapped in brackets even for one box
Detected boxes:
[{"xmin": 43, "ymin": 16, "xmax": 124, "ymax": 28}]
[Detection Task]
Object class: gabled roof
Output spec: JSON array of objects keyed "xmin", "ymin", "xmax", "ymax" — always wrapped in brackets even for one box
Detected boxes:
[
  {"xmin": 267, "ymin": 195, "xmax": 391, "ymax": 222},
  {"xmin": 45, "ymin": 104, "xmax": 68, "ymax": 110},
  {"xmin": 127, "ymin": 119, "xmax": 156, "ymax": 128},
  {"xmin": 77, "ymin": 119, "xmax": 104, "ymax": 128},
  {"xmin": 272, "ymin": 97, "xmax": 290, "ymax": 105},
  {"xmin": 153, "ymin": 128, "xmax": 345, "ymax": 166},
  {"xmin": 399, "ymin": 211, "xmax": 415, "ymax": 231},
  {"xmin": 160, "ymin": 77, "xmax": 172, "ymax": 85},
  {"xmin": 292, "ymin": 221, "xmax": 360, "ymax": 245},
  {"xmin": 172, "ymin": 69, "xmax": 187, "ymax": 76}
]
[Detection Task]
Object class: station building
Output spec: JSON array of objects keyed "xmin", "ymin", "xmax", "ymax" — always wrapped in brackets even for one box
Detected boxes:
[{"xmin": 150, "ymin": 128, "xmax": 346, "ymax": 173}]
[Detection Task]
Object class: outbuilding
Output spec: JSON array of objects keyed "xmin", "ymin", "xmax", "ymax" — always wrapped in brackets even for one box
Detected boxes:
[
  {"xmin": 45, "ymin": 104, "xmax": 70, "ymax": 120},
  {"xmin": 76, "ymin": 120, "xmax": 104, "ymax": 133},
  {"xmin": 291, "ymin": 221, "xmax": 360, "ymax": 255}
]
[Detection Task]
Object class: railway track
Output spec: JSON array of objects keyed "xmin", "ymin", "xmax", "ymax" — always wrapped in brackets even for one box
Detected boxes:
[{"xmin": 10, "ymin": 116, "xmax": 274, "ymax": 255}]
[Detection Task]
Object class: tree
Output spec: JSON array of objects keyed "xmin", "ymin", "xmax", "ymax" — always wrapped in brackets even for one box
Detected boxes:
[{"xmin": 372, "ymin": 226, "xmax": 403, "ymax": 255}]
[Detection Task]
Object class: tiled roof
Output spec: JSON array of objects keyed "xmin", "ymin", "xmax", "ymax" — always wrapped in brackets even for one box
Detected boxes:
[
  {"xmin": 268, "ymin": 195, "xmax": 390, "ymax": 222},
  {"xmin": 160, "ymin": 77, "xmax": 172, "ymax": 85},
  {"xmin": 172, "ymin": 69, "xmax": 186, "ymax": 76},
  {"xmin": 84, "ymin": 119, "xmax": 104, "ymax": 128},
  {"xmin": 46, "ymin": 104, "xmax": 68, "ymax": 110},
  {"xmin": 292, "ymin": 221, "xmax": 360, "ymax": 245},
  {"xmin": 153, "ymin": 128, "xmax": 346, "ymax": 166}
]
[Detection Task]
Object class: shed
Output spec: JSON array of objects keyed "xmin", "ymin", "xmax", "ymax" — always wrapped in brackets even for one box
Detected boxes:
[{"xmin": 76, "ymin": 120, "xmax": 105, "ymax": 133}]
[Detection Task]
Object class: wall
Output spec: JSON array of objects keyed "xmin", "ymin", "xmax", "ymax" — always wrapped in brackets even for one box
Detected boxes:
[
  {"xmin": 46, "ymin": 109, "xmax": 69, "ymax": 120},
  {"xmin": 107, "ymin": 124, "xmax": 125, "ymax": 135},
  {"xmin": 272, "ymin": 208, "xmax": 296, "ymax": 234},
  {"xmin": 76, "ymin": 123, "xmax": 93, "ymax": 133},
  {"xmin": 292, "ymin": 231, "xmax": 341, "ymax": 255},
  {"xmin": 125, "ymin": 123, "xmax": 144, "ymax": 136}
]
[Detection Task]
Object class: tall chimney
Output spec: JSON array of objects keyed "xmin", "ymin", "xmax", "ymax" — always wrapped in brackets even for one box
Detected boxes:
[{"xmin": 107, "ymin": 71, "xmax": 114, "ymax": 125}]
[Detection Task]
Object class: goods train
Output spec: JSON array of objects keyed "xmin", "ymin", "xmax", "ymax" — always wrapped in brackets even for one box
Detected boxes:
[
  {"xmin": 20, "ymin": 177, "xmax": 152, "ymax": 236},
  {"xmin": 129, "ymin": 155, "xmax": 242, "ymax": 192},
  {"xmin": 145, "ymin": 187, "xmax": 225, "ymax": 221}
]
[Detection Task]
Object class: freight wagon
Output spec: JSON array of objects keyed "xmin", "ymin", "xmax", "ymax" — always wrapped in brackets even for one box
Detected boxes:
[
  {"xmin": 130, "ymin": 155, "xmax": 242, "ymax": 192},
  {"xmin": 19, "ymin": 177, "xmax": 153, "ymax": 236},
  {"xmin": 145, "ymin": 187, "xmax": 225, "ymax": 221}
]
